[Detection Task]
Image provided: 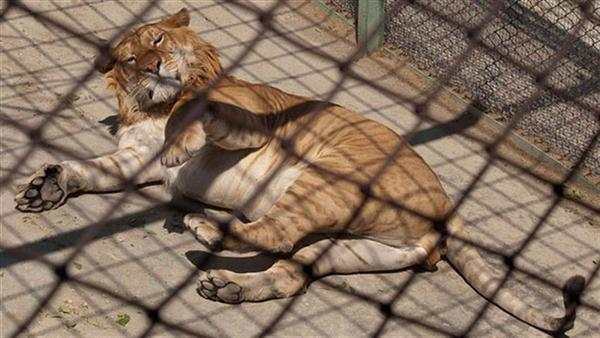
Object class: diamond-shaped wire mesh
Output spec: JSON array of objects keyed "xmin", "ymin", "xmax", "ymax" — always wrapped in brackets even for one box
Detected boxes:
[
  {"xmin": 1, "ymin": 1, "xmax": 599, "ymax": 337},
  {"xmin": 331, "ymin": 0, "xmax": 600, "ymax": 175}
]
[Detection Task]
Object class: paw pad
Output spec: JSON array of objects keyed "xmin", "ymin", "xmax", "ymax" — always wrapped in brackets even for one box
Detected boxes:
[
  {"xmin": 15, "ymin": 164, "xmax": 66, "ymax": 212},
  {"xmin": 197, "ymin": 274, "xmax": 242, "ymax": 303}
]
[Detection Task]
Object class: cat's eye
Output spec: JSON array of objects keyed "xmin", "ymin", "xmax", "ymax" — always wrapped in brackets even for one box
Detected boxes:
[
  {"xmin": 125, "ymin": 56, "xmax": 136, "ymax": 64},
  {"xmin": 153, "ymin": 34, "xmax": 164, "ymax": 46}
]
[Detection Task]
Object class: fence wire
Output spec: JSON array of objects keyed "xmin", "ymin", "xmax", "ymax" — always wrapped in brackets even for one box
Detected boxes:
[
  {"xmin": 331, "ymin": 0, "xmax": 600, "ymax": 176},
  {"xmin": 1, "ymin": 0, "xmax": 599, "ymax": 337}
]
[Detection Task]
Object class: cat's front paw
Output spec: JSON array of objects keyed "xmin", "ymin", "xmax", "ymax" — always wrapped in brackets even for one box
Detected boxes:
[
  {"xmin": 160, "ymin": 131, "xmax": 205, "ymax": 167},
  {"xmin": 15, "ymin": 164, "xmax": 67, "ymax": 212}
]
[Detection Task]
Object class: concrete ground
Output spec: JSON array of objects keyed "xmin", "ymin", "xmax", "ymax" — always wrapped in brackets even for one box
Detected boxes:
[{"xmin": 1, "ymin": 1, "xmax": 598, "ymax": 337}]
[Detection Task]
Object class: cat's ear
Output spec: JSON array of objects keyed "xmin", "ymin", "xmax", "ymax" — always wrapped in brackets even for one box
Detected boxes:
[
  {"xmin": 94, "ymin": 46, "xmax": 115, "ymax": 74},
  {"xmin": 159, "ymin": 8, "xmax": 190, "ymax": 28}
]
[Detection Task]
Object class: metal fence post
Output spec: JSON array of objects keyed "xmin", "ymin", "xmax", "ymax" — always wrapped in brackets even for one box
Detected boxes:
[{"xmin": 357, "ymin": 0, "xmax": 385, "ymax": 54}]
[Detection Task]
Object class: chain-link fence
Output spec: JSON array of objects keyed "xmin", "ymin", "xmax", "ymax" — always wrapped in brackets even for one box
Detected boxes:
[
  {"xmin": 330, "ymin": 0, "xmax": 600, "ymax": 176},
  {"xmin": 1, "ymin": 0, "xmax": 599, "ymax": 337}
]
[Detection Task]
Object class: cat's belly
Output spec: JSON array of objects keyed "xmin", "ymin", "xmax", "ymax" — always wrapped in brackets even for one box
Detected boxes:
[{"xmin": 163, "ymin": 145, "xmax": 303, "ymax": 221}]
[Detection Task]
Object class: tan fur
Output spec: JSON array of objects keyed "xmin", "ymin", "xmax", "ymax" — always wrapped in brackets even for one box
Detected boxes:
[{"xmin": 15, "ymin": 9, "xmax": 583, "ymax": 334}]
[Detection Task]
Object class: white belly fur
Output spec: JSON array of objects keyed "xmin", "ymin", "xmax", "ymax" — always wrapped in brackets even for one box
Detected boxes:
[
  {"xmin": 164, "ymin": 143, "xmax": 304, "ymax": 221},
  {"xmin": 122, "ymin": 119, "xmax": 303, "ymax": 220}
]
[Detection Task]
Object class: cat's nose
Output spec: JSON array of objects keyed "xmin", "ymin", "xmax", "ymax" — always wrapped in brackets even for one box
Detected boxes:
[{"xmin": 145, "ymin": 59, "xmax": 161, "ymax": 73}]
